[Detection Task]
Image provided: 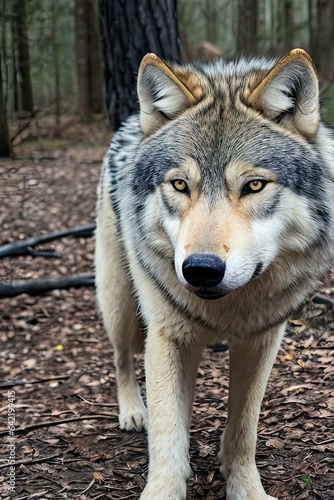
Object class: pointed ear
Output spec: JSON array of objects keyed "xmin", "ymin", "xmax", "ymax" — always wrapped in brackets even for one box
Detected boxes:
[
  {"xmin": 137, "ymin": 53, "xmax": 203, "ymax": 136},
  {"xmin": 248, "ymin": 49, "xmax": 319, "ymax": 137}
]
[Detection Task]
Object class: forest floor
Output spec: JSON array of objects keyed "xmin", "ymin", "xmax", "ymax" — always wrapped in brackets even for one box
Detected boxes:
[{"xmin": 0, "ymin": 118, "xmax": 333, "ymax": 500}]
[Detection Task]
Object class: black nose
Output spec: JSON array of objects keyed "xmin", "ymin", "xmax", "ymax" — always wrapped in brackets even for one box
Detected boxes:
[{"xmin": 182, "ymin": 253, "xmax": 225, "ymax": 288}]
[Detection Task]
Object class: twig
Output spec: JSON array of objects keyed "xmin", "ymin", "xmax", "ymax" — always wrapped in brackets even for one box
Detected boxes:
[
  {"xmin": 0, "ymin": 223, "xmax": 96, "ymax": 258},
  {"xmin": 0, "ymin": 272, "xmax": 94, "ymax": 298},
  {"xmin": 0, "ymin": 375, "xmax": 70, "ymax": 389},
  {"xmin": 77, "ymin": 477, "xmax": 96, "ymax": 496},
  {"xmin": 0, "ymin": 454, "xmax": 60, "ymax": 470},
  {"xmin": 0, "ymin": 413, "xmax": 117, "ymax": 437},
  {"xmin": 75, "ymin": 394, "xmax": 117, "ymax": 408}
]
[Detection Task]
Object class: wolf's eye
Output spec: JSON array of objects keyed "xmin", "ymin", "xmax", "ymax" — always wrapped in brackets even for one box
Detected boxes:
[
  {"xmin": 243, "ymin": 180, "xmax": 267, "ymax": 195},
  {"xmin": 171, "ymin": 179, "xmax": 188, "ymax": 193}
]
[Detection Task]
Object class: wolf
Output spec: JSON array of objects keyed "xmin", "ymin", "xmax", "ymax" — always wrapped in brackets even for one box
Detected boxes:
[{"xmin": 95, "ymin": 48, "xmax": 334, "ymax": 499}]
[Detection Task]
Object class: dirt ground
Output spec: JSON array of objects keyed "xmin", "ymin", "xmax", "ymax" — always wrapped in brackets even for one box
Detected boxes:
[{"xmin": 0, "ymin": 119, "xmax": 333, "ymax": 500}]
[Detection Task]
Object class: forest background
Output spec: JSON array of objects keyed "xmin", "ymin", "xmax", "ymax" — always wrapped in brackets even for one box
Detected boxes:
[{"xmin": 1, "ymin": 0, "xmax": 334, "ymax": 154}]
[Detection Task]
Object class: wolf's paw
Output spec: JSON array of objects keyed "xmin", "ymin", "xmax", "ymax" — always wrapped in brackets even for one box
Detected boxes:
[
  {"xmin": 222, "ymin": 463, "xmax": 277, "ymax": 500},
  {"xmin": 139, "ymin": 479, "xmax": 186, "ymax": 500},
  {"xmin": 225, "ymin": 479, "xmax": 277, "ymax": 500},
  {"xmin": 226, "ymin": 487, "xmax": 277, "ymax": 500},
  {"xmin": 119, "ymin": 405, "xmax": 148, "ymax": 432}
]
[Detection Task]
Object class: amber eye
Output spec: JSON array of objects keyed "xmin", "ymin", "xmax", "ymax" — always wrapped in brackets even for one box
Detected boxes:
[
  {"xmin": 243, "ymin": 180, "xmax": 267, "ymax": 195},
  {"xmin": 171, "ymin": 179, "xmax": 188, "ymax": 193}
]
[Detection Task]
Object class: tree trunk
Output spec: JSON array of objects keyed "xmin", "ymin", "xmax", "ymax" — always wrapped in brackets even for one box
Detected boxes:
[
  {"xmin": 313, "ymin": 0, "xmax": 334, "ymax": 80},
  {"xmin": 51, "ymin": 3, "xmax": 61, "ymax": 135},
  {"xmin": 10, "ymin": 10, "xmax": 19, "ymax": 113},
  {"xmin": 75, "ymin": 0, "xmax": 103, "ymax": 122},
  {"xmin": 0, "ymin": 51, "xmax": 12, "ymax": 157},
  {"xmin": 99, "ymin": 0, "xmax": 181, "ymax": 130},
  {"xmin": 86, "ymin": 0, "xmax": 103, "ymax": 114},
  {"xmin": 283, "ymin": 0, "xmax": 294, "ymax": 53},
  {"xmin": 237, "ymin": 0, "xmax": 258, "ymax": 55},
  {"xmin": 11, "ymin": 0, "xmax": 33, "ymax": 114},
  {"xmin": 75, "ymin": 0, "xmax": 90, "ymax": 122}
]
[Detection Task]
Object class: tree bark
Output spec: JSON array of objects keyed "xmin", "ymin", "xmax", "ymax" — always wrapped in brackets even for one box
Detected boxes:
[
  {"xmin": 10, "ymin": 1, "xmax": 19, "ymax": 112},
  {"xmin": 312, "ymin": 0, "xmax": 334, "ymax": 80},
  {"xmin": 11, "ymin": 0, "xmax": 33, "ymax": 114},
  {"xmin": 51, "ymin": 3, "xmax": 61, "ymax": 135},
  {"xmin": 75, "ymin": 0, "xmax": 90, "ymax": 122},
  {"xmin": 0, "ymin": 51, "xmax": 12, "ymax": 157},
  {"xmin": 283, "ymin": 0, "xmax": 294, "ymax": 53},
  {"xmin": 86, "ymin": 0, "xmax": 103, "ymax": 114},
  {"xmin": 237, "ymin": 0, "xmax": 258, "ymax": 55},
  {"xmin": 99, "ymin": 0, "xmax": 181, "ymax": 130},
  {"xmin": 75, "ymin": 0, "xmax": 103, "ymax": 122}
]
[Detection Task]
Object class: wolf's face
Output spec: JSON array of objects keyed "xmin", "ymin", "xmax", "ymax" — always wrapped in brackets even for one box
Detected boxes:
[
  {"xmin": 135, "ymin": 50, "xmax": 328, "ymax": 300},
  {"xmin": 146, "ymin": 119, "xmax": 323, "ymax": 299},
  {"xmin": 161, "ymin": 157, "xmax": 281, "ymax": 299}
]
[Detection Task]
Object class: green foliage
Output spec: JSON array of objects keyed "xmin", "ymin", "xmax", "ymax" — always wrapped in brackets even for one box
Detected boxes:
[
  {"xmin": 1, "ymin": 0, "xmax": 334, "ymax": 121},
  {"xmin": 299, "ymin": 475, "xmax": 312, "ymax": 486},
  {"xmin": 178, "ymin": 0, "xmax": 237, "ymax": 56},
  {"xmin": 0, "ymin": 0, "xmax": 76, "ymax": 117},
  {"xmin": 178, "ymin": 0, "xmax": 313, "ymax": 57},
  {"xmin": 76, "ymin": 461, "xmax": 88, "ymax": 468},
  {"xmin": 26, "ymin": 0, "xmax": 76, "ymax": 112},
  {"xmin": 178, "ymin": 0, "xmax": 334, "ymax": 123}
]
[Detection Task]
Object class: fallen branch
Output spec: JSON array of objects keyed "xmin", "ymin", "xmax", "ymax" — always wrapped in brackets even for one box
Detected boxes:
[
  {"xmin": 75, "ymin": 394, "xmax": 117, "ymax": 408},
  {"xmin": 0, "ymin": 454, "xmax": 60, "ymax": 469},
  {"xmin": 0, "ymin": 272, "xmax": 94, "ymax": 299},
  {"xmin": 0, "ymin": 223, "xmax": 96, "ymax": 258},
  {"xmin": 312, "ymin": 293, "xmax": 334, "ymax": 308},
  {"xmin": 10, "ymin": 112, "xmax": 36, "ymax": 144},
  {"xmin": 0, "ymin": 413, "xmax": 117, "ymax": 437},
  {"xmin": 0, "ymin": 375, "xmax": 70, "ymax": 389}
]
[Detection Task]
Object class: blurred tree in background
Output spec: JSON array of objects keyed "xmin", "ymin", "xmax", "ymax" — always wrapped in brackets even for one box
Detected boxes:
[
  {"xmin": 0, "ymin": 0, "xmax": 333, "ymax": 157},
  {"xmin": 11, "ymin": 0, "xmax": 33, "ymax": 114},
  {"xmin": 75, "ymin": 0, "xmax": 103, "ymax": 123},
  {"xmin": 0, "ymin": 50, "xmax": 11, "ymax": 156}
]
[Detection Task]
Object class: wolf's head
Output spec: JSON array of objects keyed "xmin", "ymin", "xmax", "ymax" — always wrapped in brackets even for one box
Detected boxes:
[{"xmin": 134, "ymin": 49, "xmax": 331, "ymax": 300}]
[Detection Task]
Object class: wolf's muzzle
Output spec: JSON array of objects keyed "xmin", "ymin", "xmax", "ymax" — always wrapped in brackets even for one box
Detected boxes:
[{"xmin": 182, "ymin": 253, "xmax": 225, "ymax": 291}]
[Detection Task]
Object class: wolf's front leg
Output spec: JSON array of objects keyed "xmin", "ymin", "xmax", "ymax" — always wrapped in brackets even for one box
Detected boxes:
[
  {"xmin": 140, "ymin": 329, "xmax": 203, "ymax": 500},
  {"xmin": 219, "ymin": 324, "xmax": 285, "ymax": 500}
]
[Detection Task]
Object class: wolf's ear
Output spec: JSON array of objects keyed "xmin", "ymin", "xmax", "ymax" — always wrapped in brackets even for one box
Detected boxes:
[
  {"xmin": 137, "ymin": 53, "xmax": 202, "ymax": 136},
  {"xmin": 248, "ymin": 49, "xmax": 319, "ymax": 137}
]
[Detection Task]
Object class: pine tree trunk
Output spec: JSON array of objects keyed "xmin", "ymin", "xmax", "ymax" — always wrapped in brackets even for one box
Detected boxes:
[
  {"xmin": 51, "ymin": 3, "xmax": 61, "ymax": 135},
  {"xmin": 283, "ymin": 0, "xmax": 293, "ymax": 53},
  {"xmin": 0, "ymin": 52, "xmax": 12, "ymax": 157},
  {"xmin": 237, "ymin": 0, "xmax": 258, "ymax": 55},
  {"xmin": 99, "ymin": 0, "xmax": 181, "ymax": 130},
  {"xmin": 313, "ymin": 0, "xmax": 334, "ymax": 80},
  {"xmin": 12, "ymin": 0, "xmax": 33, "ymax": 114},
  {"xmin": 75, "ymin": 0, "xmax": 103, "ymax": 122},
  {"xmin": 86, "ymin": 0, "xmax": 103, "ymax": 114},
  {"xmin": 10, "ymin": 2, "xmax": 19, "ymax": 112},
  {"xmin": 75, "ymin": 0, "xmax": 91, "ymax": 122}
]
